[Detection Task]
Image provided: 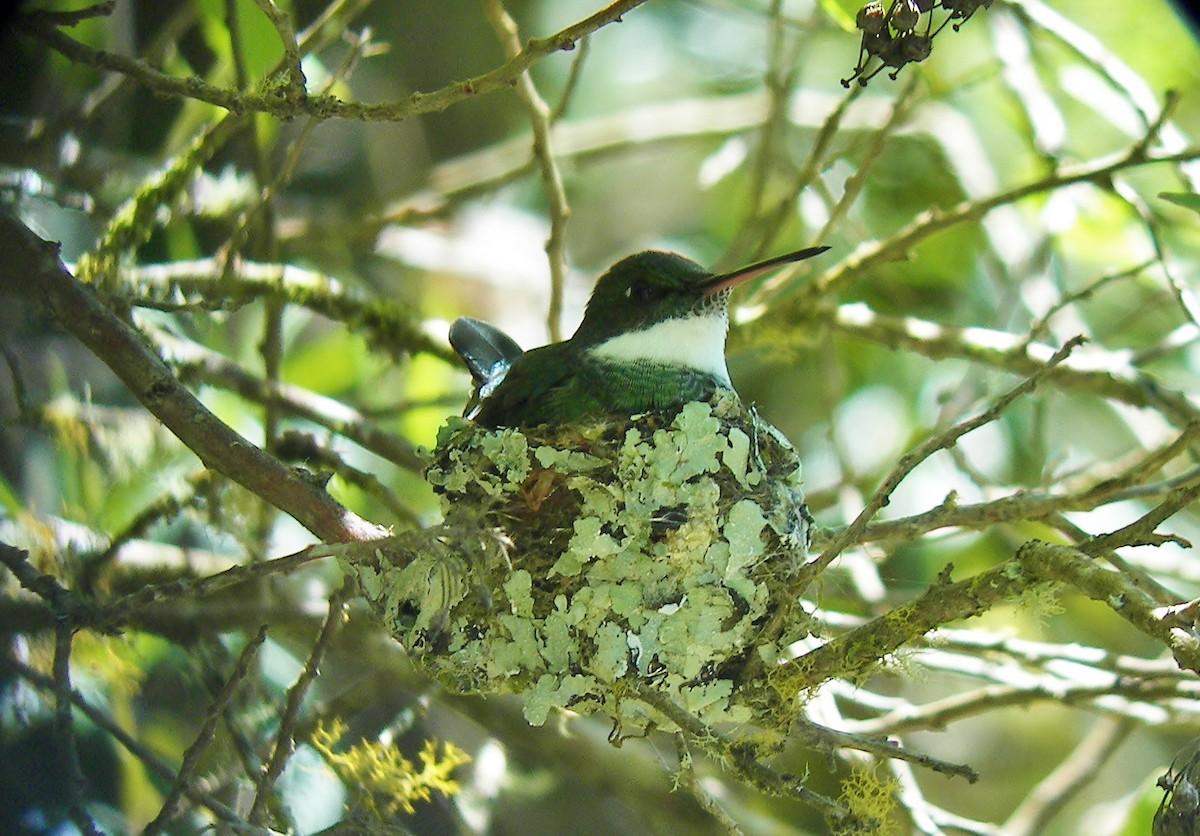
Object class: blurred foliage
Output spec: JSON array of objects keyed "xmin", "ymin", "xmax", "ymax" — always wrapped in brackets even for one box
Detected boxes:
[{"xmin": 1, "ymin": 0, "xmax": 1200, "ymax": 834}]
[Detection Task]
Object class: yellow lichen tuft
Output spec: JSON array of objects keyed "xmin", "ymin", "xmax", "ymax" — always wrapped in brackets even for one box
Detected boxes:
[
  {"xmin": 311, "ymin": 718, "xmax": 472, "ymax": 820},
  {"xmin": 837, "ymin": 763, "xmax": 899, "ymax": 835}
]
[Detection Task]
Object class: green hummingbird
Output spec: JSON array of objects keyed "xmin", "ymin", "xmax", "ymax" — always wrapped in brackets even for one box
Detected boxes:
[{"xmin": 449, "ymin": 246, "xmax": 830, "ymax": 429}]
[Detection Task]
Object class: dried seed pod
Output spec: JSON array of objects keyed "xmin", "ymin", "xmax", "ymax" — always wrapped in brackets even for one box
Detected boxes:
[
  {"xmin": 843, "ymin": 0, "xmax": 990, "ymax": 86},
  {"xmin": 843, "ymin": 4, "xmax": 893, "ymax": 88},
  {"xmin": 887, "ymin": 0, "xmax": 921, "ymax": 34},
  {"xmin": 883, "ymin": 32, "xmax": 933, "ymax": 78},
  {"xmin": 942, "ymin": 0, "xmax": 993, "ymax": 30},
  {"xmin": 856, "ymin": 1, "xmax": 886, "ymax": 34}
]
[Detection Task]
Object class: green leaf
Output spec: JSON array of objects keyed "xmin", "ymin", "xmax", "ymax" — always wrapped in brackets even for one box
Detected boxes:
[
  {"xmin": 1116, "ymin": 769, "xmax": 1168, "ymax": 835},
  {"xmin": 0, "ymin": 470, "xmax": 21, "ymax": 515},
  {"xmin": 817, "ymin": 0, "xmax": 860, "ymax": 32},
  {"xmin": 1159, "ymin": 192, "xmax": 1200, "ymax": 213},
  {"xmin": 282, "ymin": 324, "xmax": 373, "ymax": 394}
]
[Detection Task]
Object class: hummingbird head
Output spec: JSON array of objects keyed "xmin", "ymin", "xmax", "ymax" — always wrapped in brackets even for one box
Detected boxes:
[
  {"xmin": 574, "ymin": 251, "xmax": 718, "ymax": 344},
  {"xmin": 576, "ymin": 246, "xmax": 829, "ymax": 384}
]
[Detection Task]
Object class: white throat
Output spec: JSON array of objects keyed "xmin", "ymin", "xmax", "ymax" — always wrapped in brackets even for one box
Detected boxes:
[{"xmin": 587, "ymin": 313, "xmax": 731, "ymax": 385}]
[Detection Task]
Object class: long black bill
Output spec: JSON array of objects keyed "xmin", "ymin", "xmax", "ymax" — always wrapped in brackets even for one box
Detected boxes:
[{"xmin": 699, "ymin": 245, "xmax": 831, "ymax": 296}]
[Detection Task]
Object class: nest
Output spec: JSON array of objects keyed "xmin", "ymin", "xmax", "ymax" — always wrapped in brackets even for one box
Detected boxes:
[{"xmin": 343, "ymin": 390, "xmax": 815, "ymax": 735}]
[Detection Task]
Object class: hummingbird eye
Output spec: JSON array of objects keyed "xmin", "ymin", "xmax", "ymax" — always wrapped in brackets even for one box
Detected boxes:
[{"xmin": 625, "ymin": 280, "xmax": 660, "ymax": 303}]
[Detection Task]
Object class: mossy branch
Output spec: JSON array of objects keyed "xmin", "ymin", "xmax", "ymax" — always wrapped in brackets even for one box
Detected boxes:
[
  {"xmin": 16, "ymin": 0, "xmax": 650, "ymax": 122},
  {"xmin": 775, "ymin": 559, "xmax": 1038, "ymax": 700},
  {"xmin": 125, "ymin": 257, "xmax": 457, "ymax": 364},
  {"xmin": 74, "ymin": 115, "xmax": 247, "ymax": 289}
]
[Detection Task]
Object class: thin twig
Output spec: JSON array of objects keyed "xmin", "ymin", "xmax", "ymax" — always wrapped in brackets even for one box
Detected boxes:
[
  {"xmin": 54, "ymin": 623, "xmax": 102, "ymax": 835},
  {"xmin": 1082, "ymin": 473, "xmax": 1200, "ymax": 556},
  {"xmin": 21, "ymin": 0, "xmax": 115, "ymax": 26},
  {"xmin": 817, "ymin": 423, "xmax": 1200, "ymax": 552},
  {"xmin": 249, "ymin": 0, "xmax": 304, "ymax": 97},
  {"xmin": 726, "ymin": 0, "xmax": 799, "ymax": 266},
  {"xmin": 917, "ymin": 627, "xmax": 1192, "ymax": 679},
  {"xmin": 993, "ymin": 7, "xmax": 1065, "ymax": 160},
  {"xmin": 749, "ymin": 77, "xmax": 915, "ymax": 302},
  {"xmin": 1009, "ymin": 0, "xmax": 1189, "ymax": 152},
  {"xmin": 759, "ymin": 137, "xmax": 1199, "ymax": 317},
  {"xmin": 379, "ymin": 89, "xmax": 867, "ymax": 232},
  {"xmin": 1024, "ymin": 259, "xmax": 1154, "ymax": 347},
  {"xmin": 0, "ymin": 541, "xmax": 75, "ymax": 610},
  {"xmin": 93, "ymin": 542, "xmax": 336, "ymax": 631},
  {"xmin": 220, "ymin": 20, "xmax": 377, "ymax": 274},
  {"xmin": 1111, "ymin": 175, "xmax": 1200, "ymax": 328},
  {"xmin": 1000, "ymin": 716, "xmax": 1136, "ymax": 836},
  {"xmin": 153, "ymin": 327, "xmax": 426, "ymax": 470},
  {"xmin": 808, "ymin": 78, "xmax": 916, "ymax": 256},
  {"xmin": 672, "ymin": 734, "xmax": 744, "ymax": 835},
  {"xmin": 802, "ymin": 336, "xmax": 1084, "ymax": 581},
  {"xmin": 482, "ymin": 0, "xmax": 571, "ymax": 342},
  {"xmin": 145, "ymin": 626, "xmax": 270, "ymax": 834},
  {"xmin": 289, "ymin": 440, "xmax": 423, "ymax": 527},
  {"xmin": 792, "ymin": 720, "xmax": 978, "ymax": 782},
  {"xmin": 81, "ymin": 470, "xmax": 217, "ymax": 591},
  {"xmin": 550, "ymin": 36, "xmax": 591, "ymax": 122},
  {"xmin": 13, "ymin": 661, "xmax": 254, "ymax": 828},
  {"xmin": 631, "ymin": 683, "xmax": 852, "ymax": 824},
  {"xmin": 126, "ymin": 257, "xmax": 456, "ymax": 364},
  {"xmin": 844, "ymin": 671, "xmax": 1199, "ymax": 736},
  {"xmin": 55, "ymin": 3, "xmax": 199, "ymax": 133},
  {"xmin": 249, "ymin": 581, "xmax": 355, "ymax": 825},
  {"xmin": 821, "ymin": 300, "xmax": 1200, "ymax": 429},
  {"xmin": 17, "ymin": 0, "xmax": 650, "ymax": 123}
]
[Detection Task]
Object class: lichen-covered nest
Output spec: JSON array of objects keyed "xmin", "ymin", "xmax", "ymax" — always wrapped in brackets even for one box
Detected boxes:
[{"xmin": 342, "ymin": 390, "xmax": 814, "ymax": 735}]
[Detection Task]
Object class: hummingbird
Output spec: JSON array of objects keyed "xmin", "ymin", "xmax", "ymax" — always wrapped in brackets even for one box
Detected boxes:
[{"xmin": 449, "ymin": 246, "xmax": 830, "ymax": 429}]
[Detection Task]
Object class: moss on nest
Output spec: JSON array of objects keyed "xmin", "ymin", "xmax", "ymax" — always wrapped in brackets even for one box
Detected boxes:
[{"xmin": 343, "ymin": 390, "xmax": 814, "ymax": 735}]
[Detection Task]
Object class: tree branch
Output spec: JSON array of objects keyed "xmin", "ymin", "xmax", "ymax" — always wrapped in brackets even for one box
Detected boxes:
[
  {"xmin": 1000, "ymin": 716, "xmax": 1135, "ymax": 836},
  {"xmin": 824, "ymin": 301, "xmax": 1200, "ymax": 427},
  {"xmin": 801, "ymin": 336, "xmax": 1084, "ymax": 582},
  {"xmin": 249, "ymin": 581, "xmax": 355, "ymax": 826},
  {"xmin": 1022, "ymin": 539, "xmax": 1200, "ymax": 674},
  {"xmin": 483, "ymin": 0, "xmax": 572, "ymax": 342},
  {"xmin": 144, "ymin": 625, "xmax": 269, "ymax": 835},
  {"xmin": 12, "ymin": 660, "xmax": 254, "ymax": 827},
  {"xmin": 16, "ymin": 0, "xmax": 650, "ymax": 122},
  {"xmin": 785, "ymin": 139, "xmax": 1198, "ymax": 309},
  {"xmin": 776, "ymin": 559, "xmax": 1041, "ymax": 699},
  {"xmin": 0, "ymin": 212, "xmax": 385, "ymax": 543}
]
